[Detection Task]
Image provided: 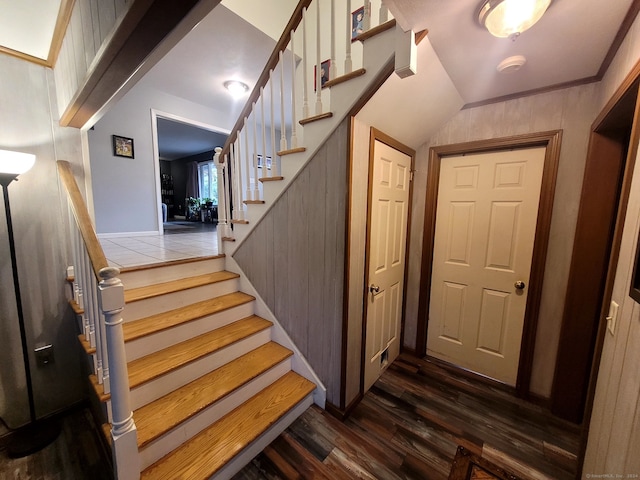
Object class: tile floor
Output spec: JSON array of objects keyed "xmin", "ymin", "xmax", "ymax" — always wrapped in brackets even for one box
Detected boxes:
[{"xmin": 100, "ymin": 230, "xmax": 218, "ymax": 269}]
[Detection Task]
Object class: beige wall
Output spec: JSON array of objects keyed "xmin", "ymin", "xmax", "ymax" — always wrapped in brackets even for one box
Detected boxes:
[
  {"xmin": 404, "ymin": 82, "xmax": 600, "ymax": 398},
  {"xmin": 583, "ymin": 13, "xmax": 640, "ymax": 477}
]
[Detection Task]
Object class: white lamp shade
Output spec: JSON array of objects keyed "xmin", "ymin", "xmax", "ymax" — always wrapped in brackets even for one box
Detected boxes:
[
  {"xmin": 0, "ymin": 149, "xmax": 36, "ymax": 175},
  {"xmin": 480, "ymin": 0, "xmax": 551, "ymax": 38}
]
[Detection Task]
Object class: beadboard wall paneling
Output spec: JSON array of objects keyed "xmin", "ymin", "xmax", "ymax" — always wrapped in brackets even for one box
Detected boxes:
[
  {"xmin": 233, "ymin": 121, "xmax": 349, "ymax": 406},
  {"xmin": 583, "ymin": 11, "xmax": 640, "ymax": 476},
  {"xmin": 405, "ymin": 82, "xmax": 600, "ymax": 399}
]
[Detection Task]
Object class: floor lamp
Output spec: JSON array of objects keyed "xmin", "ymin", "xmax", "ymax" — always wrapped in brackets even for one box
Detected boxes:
[{"xmin": 0, "ymin": 149, "xmax": 60, "ymax": 457}]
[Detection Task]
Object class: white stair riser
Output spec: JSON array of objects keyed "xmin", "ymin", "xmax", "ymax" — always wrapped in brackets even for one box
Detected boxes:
[
  {"xmin": 129, "ymin": 329, "xmax": 272, "ymax": 410},
  {"xmin": 213, "ymin": 394, "xmax": 314, "ymax": 480},
  {"xmin": 139, "ymin": 359, "xmax": 292, "ymax": 469},
  {"xmin": 125, "ymin": 302, "xmax": 255, "ymax": 361},
  {"xmin": 119, "ymin": 257, "xmax": 225, "ymax": 289},
  {"xmin": 124, "ymin": 278, "xmax": 240, "ymax": 321}
]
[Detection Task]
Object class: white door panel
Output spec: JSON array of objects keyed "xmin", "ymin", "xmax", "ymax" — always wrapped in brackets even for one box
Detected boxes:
[
  {"xmin": 364, "ymin": 140, "xmax": 412, "ymax": 391},
  {"xmin": 427, "ymin": 147, "xmax": 545, "ymax": 385}
]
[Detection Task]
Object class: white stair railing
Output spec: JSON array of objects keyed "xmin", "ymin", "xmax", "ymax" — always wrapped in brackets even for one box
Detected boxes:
[
  {"xmin": 218, "ymin": 0, "xmax": 395, "ymax": 246},
  {"xmin": 57, "ymin": 160, "xmax": 139, "ymax": 480}
]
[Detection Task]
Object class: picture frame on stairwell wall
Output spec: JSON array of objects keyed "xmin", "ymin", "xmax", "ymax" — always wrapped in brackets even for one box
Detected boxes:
[
  {"xmin": 314, "ymin": 59, "xmax": 331, "ymax": 91},
  {"xmin": 112, "ymin": 135, "xmax": 134, "ymax": 159},
  {"xmin": 257, "ymin": 155, "xmax": 272, "ymax": 170},
  {"xmin": 352, "ymin": 6, "xmax": 365, "ymax": 41}
]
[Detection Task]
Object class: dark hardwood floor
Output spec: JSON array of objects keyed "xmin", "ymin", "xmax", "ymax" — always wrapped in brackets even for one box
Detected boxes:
[
  {"xmin": 0, "ymin": 406, "xmax": 112, "ymax": 480},
  {"xmin": 0, "ymin": 354, "xmax": 580, "ymax": 479},
  {"xmin": 234, "ymin": 353, "xmax": 580, "ymax": 480}
]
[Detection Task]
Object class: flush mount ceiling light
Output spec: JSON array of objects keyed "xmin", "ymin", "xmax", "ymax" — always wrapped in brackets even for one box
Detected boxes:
[
  {"xmin": 478, "ymin": 0, "xmax": 552, "ymax": 39},
  {"xmin": 224, "ymin": 80, "xmax": 249, "ymax": 98}
]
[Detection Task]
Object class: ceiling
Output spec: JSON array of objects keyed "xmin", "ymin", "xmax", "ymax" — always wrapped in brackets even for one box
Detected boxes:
[
  {"xmin": 157, "ymin": 117, "xmax": 228, "ymax": 161},
  {"xmin": 1, "ymin": 0, "xmax": 638, "ymax": 151},
  {"xmin": 386, "ymin": 0, "xmax": 636, "ymax": 104}
]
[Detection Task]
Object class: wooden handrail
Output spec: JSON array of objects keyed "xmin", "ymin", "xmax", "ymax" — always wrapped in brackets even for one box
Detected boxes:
[
  {"xmin": 57, "ymin": 160, "xmax": 109, "ymax": 278},
  {"xmin": 221, "ymin": 0, "xmax": 312, "ymax": 158}
]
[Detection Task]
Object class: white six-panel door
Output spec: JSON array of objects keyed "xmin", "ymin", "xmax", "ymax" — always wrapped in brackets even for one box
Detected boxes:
[
  {"xmin": 427, "ymin": 147, "xmax": 545, "ymax": 385},
  {"xmin": 364, "ymin": 140, "xmax": 412, "ymax": 391}
]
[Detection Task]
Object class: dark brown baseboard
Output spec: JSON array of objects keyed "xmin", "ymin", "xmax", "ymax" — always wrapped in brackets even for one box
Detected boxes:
[{"xmin": 326, "ymin": 392, "xmax": 364, "ymax": 421}]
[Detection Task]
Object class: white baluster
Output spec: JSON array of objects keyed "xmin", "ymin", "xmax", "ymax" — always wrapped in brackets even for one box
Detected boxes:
[
  {"xmin": 302, "ymin": 9, "xmax": 310, "ymax": 119},
  {"xmin": 315, "ymin": 0, "xmax": 323, "ymax": 114},
  {"xmin": 98, "ymin": 267, "xmax": 139, "ymax": 480},
  {"xmin": 261, "ymin": 87, "xmax": 269, "ymax": 179},
  {"xmin": 270, "ymin": 71, "xmax": 280, "ymax": 177},
  {"xmin": 330, "ymin": 0, "xmax": 336, "ymax": 79},
  {"xmin": 235, "ymin": 138, "xmax": 246, "ymax": 215},
  {"xmin": 364, "ymin": 0, "xmax": 371, "ymax": 31},
  {"xmin": 223, "ymin": 154, "xmax": 232, "ymax": 233},
  {"xmin": 243, "ymin": 121, "xmax": 251, "ymax": 202},
  {"xmin": 214, "ymin": 147, "xmax": 228, "ymax": 242},
  {"xmin": 345, "ymin": 0, "xmax": 353, "ymax": 73},
  {"xmin": 252, "ymin": 103, "xmax": 260, "ymax": 201},
  {"xmin": 230, "ymin": 141, "xmax": 242, "ymax": 220},
  {"xmin": 290, "ymin": 31, "xmax": 298, "ymax": 148},
  {"xmin": 380, "ymin": 0, "xmax": 389, "ymax": 23},
  {"xmin": 279, "ymin": 51, "xmax": 288, "ymax": 152}
]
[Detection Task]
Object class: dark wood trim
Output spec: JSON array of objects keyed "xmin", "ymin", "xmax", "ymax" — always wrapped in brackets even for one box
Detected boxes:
[
  {"xmin": 401, "ymin": 346, "xmax": 417, "ymax": 357},
  {"xmin": 597, "ymin": 0, "xmax": 640, "ymax": 78},
  {"xmin": 414, "ymin": 29, "xmax": 429, "ymax": 45},
  {"xmin": 60, "ymin": 0, "xmax": 211, "ymax": 128},
  {"xmin": 222, "ymin": 0, "xmax": 312, "ymax": 155},
  {"xmin": 577, "ymin": 79, "xmax": 640, "ymax": 477},
  {"xmin": 593, "ymin": 58, "xmax": 640, "ymax": 129},
  {"xmin": 48, "ymin": 0, "xmax": 76, "ymax": 67},
  {"xmin": 325, "ymin": 392, "xmax": 363, "ymax": 421},
  {"xmin": 339, "ymin": 116, "xmax": 357, "ymax": 410},
  {"xmin": 415, "ymin": 131, "xmax": 563, "ymax": 398},
  {"xmin": 463, "ymin": 76, "xmax": 600, "ymax": 110},
  {"xmin": 359, "ymin": 128, "xmax": 416, "ymax": 396}
]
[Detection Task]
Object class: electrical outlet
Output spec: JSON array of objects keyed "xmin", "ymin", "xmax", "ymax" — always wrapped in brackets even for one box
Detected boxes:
[
  {"xmin": 607, "ymin": 301, "xmax": 619, "ymax": 336},
  {"xmin": 35, "ymin": 344, "xmax": 54, "ymax": 366}
]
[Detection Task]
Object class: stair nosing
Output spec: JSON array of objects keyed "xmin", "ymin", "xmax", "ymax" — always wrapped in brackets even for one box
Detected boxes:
[
  {"xmin": 124, "ymin": 271, "xmax": 240, "ymax": 304},
  {"xmin": 119, "ymin": 254, "xmax": 225, "ymax": 274},
  {"xmin": 123, "ymin": 291, "xmax": 255, "ymax": 343},
  {"xmin": 127, "ymin": 316, "xmax": 273, "ymax": 390},
  {"xmin": 135, "ymin": 342, "xmax": 293, "ymax": 449},
  {"xmin": 140, "ymin": 371, "xmax": 315, "ymax": 479}
]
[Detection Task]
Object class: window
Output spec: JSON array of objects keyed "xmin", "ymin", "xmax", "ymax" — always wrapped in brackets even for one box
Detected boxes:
[{"xmin": 198, "ymin": 161, "xmax": 218, "ymax": 203}]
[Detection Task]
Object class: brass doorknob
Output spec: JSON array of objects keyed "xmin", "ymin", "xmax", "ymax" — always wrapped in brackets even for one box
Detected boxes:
[{"xmin": 515, "ymin": 280, "xmax": 526, "ymax": 290}]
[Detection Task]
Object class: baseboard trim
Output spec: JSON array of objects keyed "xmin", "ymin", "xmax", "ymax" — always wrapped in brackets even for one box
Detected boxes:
[
  {"xmin": 326, "ymin": 392, "xmax": 364, "ymax": 421},
  {"xmin": 98, "ymin": 230, "xmax": 160, "ymax": 239}
]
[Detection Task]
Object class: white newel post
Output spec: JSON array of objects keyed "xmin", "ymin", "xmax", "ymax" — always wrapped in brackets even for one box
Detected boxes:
[
  {"xmin": 98, "ymin": 267, "xmax": 139, "ymax": 480},
  {"xmin": 214, "ymin": 147, "xmax": 229, "ymax": 244}
]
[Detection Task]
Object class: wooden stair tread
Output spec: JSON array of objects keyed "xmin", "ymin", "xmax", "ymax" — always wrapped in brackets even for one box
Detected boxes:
[
  {"xmin": 323, "ymin": 68, "xmax": 366, "ymax": 89},
  {"xmin": 69, "ymin": 298, "xmax": 84, "ymax": 315},
  {"xmin": 243, "ymin": 200, "xmax": 265, "ymax": 204},
  {"xmin": 123, "ymin": 291, "xmax": 255, "ymax": 342},
  {"xmin": 135, "ymin": 342, "xmax": 293, "ymax": 448},
  {"xmin": 128, "ymin": 316, "xmax": 272, "ymax": 389},
  {"xmin": 354, "ymin": 18, "xmax": 396, "ymax": 42},
  {"xmin": 78, "ymin": 334, "xmax": 95, "ymax": 355},
  {"xmin": 89, "ymin": 374, "xmax": 110, "ymax": 402},
  {"xmin": 140, "ymin": 371, "xmax": 315, "ymax": 480},
  {"xmin": 231, "ymin": 219, "xmax": 250, "ymax": 224},
  {"xmin": 277, "ymin": 147, "xmax": 306, "ymax": 156},
  {"xmin": 222, "ymin": 236, "xmax": 235, "ymax": 242},
  {"xmin": 299, "ymin": 112, "xmax": 333, "ymax": 125},
  {"xmin": 124, "ymin": 271, "xmax": 239, "ymax": 303},
  {"xmin": 259, "ymin": 176, "xmax": 284, "ymax": 182},
  {"xmin": 119, "ymin": 254, "xmax": 225, "ymax": 274}
]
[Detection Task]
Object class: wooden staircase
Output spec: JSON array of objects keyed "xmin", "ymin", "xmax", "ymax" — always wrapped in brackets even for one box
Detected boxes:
[{"xmin": 77, "ymin": 255, "xmax": 316, "ymax": 479}]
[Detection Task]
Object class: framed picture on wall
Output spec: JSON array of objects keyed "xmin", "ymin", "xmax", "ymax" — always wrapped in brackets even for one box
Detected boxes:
[
  {"xmin": 352, "ymin": 6, "xmax": 365, "ymax": 41},
  {"xmin": 313, "ymin": 59, "xmax": 331, "ymax": 91},
  {"xmin": 257, "ymin": 155, "xmax": 272, "ymax": 169},
  {"xmin": 112, "ymin": 135, "xmax": 135, "ymax": 158}
]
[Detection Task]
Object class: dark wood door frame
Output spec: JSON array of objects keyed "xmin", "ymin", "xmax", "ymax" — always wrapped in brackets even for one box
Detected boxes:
[{"xmin": 415, "ymin": 131, "xmax": 563, "ymax": 397}]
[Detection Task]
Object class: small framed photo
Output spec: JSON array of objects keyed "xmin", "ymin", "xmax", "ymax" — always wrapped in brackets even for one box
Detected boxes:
[
  {"xmin": 352, "ymin": 6, "xmax": 365, "ymax": 41},
  {"xmin": 314, "ymin": 59, "xmax": 331, "ymax": 91},
  {"xmin": 112, "ymin": 135, "xmax": 134, "ymax": 158},
  {"xmin": 257, "ymin": 155, "xmax": 272, "ymax": 170}
]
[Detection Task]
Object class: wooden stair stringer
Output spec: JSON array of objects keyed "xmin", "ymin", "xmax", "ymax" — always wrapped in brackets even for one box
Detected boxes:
[{"xmin": 222, "ymin": 26, "xmax": 397, "ymax": 255}]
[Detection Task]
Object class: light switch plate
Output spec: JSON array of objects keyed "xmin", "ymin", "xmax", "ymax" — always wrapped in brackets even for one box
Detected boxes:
[{"xmin": 607, "ymin": 301, "xmax": 619, "ymax": 335}]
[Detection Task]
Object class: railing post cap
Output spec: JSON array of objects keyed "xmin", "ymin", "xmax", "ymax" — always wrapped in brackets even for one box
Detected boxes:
[{"xmin": 99, "ymin": 266, "xmax": 121, "ymax": 280}]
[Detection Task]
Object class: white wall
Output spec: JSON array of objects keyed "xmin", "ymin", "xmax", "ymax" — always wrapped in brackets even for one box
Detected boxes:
[
  {"xmin": 0, "ymin": 54, "xmax": 85, "ymax": 427},
  {"xmin": 583, "ymin": 12, "xmax": 640, "ymax": 476},
  {"xmin": 88, "ymin": 82, "xmax": 237, "ymax": 235}
]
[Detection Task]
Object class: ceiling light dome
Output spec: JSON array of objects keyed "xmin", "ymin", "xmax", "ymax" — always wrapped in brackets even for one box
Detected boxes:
[
  {"xmin": 224, "ymin": 80, "xmax": 249, "ymax": 98},
  {"xmin": 478, "ymin": 0, "xmax": 552, "ymax": 39}
]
